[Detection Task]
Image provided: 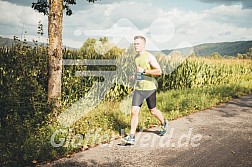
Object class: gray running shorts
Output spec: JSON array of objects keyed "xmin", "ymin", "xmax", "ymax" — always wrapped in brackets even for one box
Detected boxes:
[{"xmin": 132, "ymin": 90, "xmax": 156, "ymax": 109}]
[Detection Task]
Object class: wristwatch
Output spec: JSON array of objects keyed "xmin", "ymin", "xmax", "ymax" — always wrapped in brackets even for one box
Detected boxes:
[{"xmin": 143, "ymin": 69, "xmax": 146, "ymax": 74}]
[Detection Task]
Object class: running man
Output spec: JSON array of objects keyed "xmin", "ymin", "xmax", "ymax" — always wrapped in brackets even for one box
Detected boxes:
[{"xmin": 122, "ymin": 35, "xmax": 168, "ymax": 145}]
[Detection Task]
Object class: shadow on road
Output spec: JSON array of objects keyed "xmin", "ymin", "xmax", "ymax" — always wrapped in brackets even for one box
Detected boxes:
[
  {"xmin": 51, "ymin": 160, "xmax": 124, "ymax": 167},
  {"xmin": 212, "ymin": 94, "xmax": 252, "ymax": 117}
]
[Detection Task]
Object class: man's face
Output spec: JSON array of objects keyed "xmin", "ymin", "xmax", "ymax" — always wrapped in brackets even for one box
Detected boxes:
[{"xmin": 134, "ymin": 38, "xmax": 145, "ymax": 53}]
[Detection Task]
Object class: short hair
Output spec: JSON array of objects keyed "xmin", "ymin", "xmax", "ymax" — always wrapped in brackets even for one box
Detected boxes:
[{"xmin": 134, "ymin": 35, "xmax": 146, "ymax": 44}]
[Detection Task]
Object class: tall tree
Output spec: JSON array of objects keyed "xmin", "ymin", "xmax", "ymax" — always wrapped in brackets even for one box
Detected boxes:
[{"xmin": 32, "ymin": 0, "xmax": 97, "ymax": 114}]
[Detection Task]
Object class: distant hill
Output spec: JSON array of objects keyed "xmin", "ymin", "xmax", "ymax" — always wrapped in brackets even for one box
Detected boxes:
[
  {"xmin": 0, "ymin": 36, "xmax": 15, "ymax": 47},
  {"xmin": 193, "ymin": 41, "xmax": 252, "ymax": 56},
  {"xmin": 160, "ymin": 40, "xmax": 252, "ymax": 57},
  {"xmin": 0, "ymin": 36, "xmax": 38, "ymax": 47},
  {"xmin": 1, "ymin": 36, "xmax": 251, "ymax": 56}
]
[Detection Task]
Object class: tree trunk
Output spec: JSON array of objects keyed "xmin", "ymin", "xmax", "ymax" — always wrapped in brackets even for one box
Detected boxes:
[{"xmin": 48, "ymin": 0, "xmax": 63, "ymax": 114}]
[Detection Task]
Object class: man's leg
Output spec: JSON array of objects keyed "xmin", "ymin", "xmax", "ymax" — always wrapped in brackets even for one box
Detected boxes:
[
  {"xmin": 150, "ymin": 107, "xmax": 168, "ymax": 136},
  {"xmin": 121, "ymin": 106, "xmax": 140, "ymax": 145},
  {"xmin": 130, "ymin": 90, "xmax": 144, "ymax": 134},
  {"xmin": 146, "ymin": 91, "xmax": 164, "ymax": 124},
  {"xmin": 150, "ymin": 107, "xmax": 164, "ymax": 124},
  {"xmin": 121, "ymin": 91, "xmax": 143, "ymax": 145},
  {"xmin": 146, "ymin": 90, "xmax": 168, "ymax": 136},
  {"xmin": 130, "ymin": 106, "xmax": 141, "ymax": 135}
]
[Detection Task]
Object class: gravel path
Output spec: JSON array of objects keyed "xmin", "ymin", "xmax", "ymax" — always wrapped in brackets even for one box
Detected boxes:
[{"xmin": 43, "ymin": 94, "xmax": 252, "ymax": 167}]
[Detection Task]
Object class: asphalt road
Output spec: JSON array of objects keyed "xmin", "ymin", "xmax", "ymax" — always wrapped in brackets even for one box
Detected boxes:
[{"xmin": 44, "ymin": 94, "xmax": 252, "ymax": 167}]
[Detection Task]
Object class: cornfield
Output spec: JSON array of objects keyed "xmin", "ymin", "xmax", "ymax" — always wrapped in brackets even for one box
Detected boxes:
[{"xmin": 157, "ymin": 55, "xmax": 252, "ymax": 91}]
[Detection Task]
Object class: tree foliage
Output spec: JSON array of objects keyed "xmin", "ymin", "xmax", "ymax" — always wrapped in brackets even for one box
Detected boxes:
[
  {"xmin": 237, "ymin": 47, "xmax": 252, "ymax": 59},
  {"xmin": 32, "ymin": 0, "xmax": 98, "ymax": 16},
  {"xmin": 78, "ymin": 37, "xmax": 124, "ymax": 59}
]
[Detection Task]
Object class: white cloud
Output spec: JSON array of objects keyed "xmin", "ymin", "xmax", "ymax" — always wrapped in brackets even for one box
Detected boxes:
[
  {"xmin": 0, "ymin": 1, "xmax": 22, "ymax": 27},
  {"xmin": 104, "ymin": 3, "xmax": 120, "ymax": 17},
  {"xmin": 0, "ymin": 1, "xmax": 46, "ymax": 27},
  {"xmin": 162, "ymin": 8, "xmax": 204, "ymax": 35},
  {"xmin": 193, "ymin": 4, "xmax": 252, "ymax": 43},
  {"xmin": 61, "ymin": 1, "xmax": 162, "ymax": 48},
  {"xmin": 198, "ymin": 0, "xmax": 252, "ymax": 9},
  {"xmin": 203, "ymin": 4, "xmax": 252, "ymax": 27},
  {"xmin": 0, "ymin": 1, "xmax": 47, "ymax": 42},
  {"xmin": 62, "ymin": 38, "xmax": 83, "ymax": 48},
  {"xmin": 151, "ymin": 4, "xmax": 252, "ymax": 48}
]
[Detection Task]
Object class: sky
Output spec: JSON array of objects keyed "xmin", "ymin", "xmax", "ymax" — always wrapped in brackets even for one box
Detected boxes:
[{"xmin": 0, "ymin": 0, "xmax": 252, "ymax": 50}]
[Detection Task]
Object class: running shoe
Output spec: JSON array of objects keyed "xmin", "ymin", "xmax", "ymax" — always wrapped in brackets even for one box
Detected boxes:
[
  {"xmin": 121, "ymin": 135, "xmax": 135, "ymax": 145},
  {"xmin": 159, "ymin": 120, "xmax": 168, "ymax": 136}
]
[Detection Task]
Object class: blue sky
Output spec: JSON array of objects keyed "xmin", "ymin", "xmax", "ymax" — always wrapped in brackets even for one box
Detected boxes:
[{"xmin": 0, "ymin": 0, "xmax": 252, "ymax": 50}]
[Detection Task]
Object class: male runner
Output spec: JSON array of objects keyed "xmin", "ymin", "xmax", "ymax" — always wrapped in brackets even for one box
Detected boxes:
[{"xmin": 122, "ymin": 35, "xmax": 168, "ymax": 145}]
